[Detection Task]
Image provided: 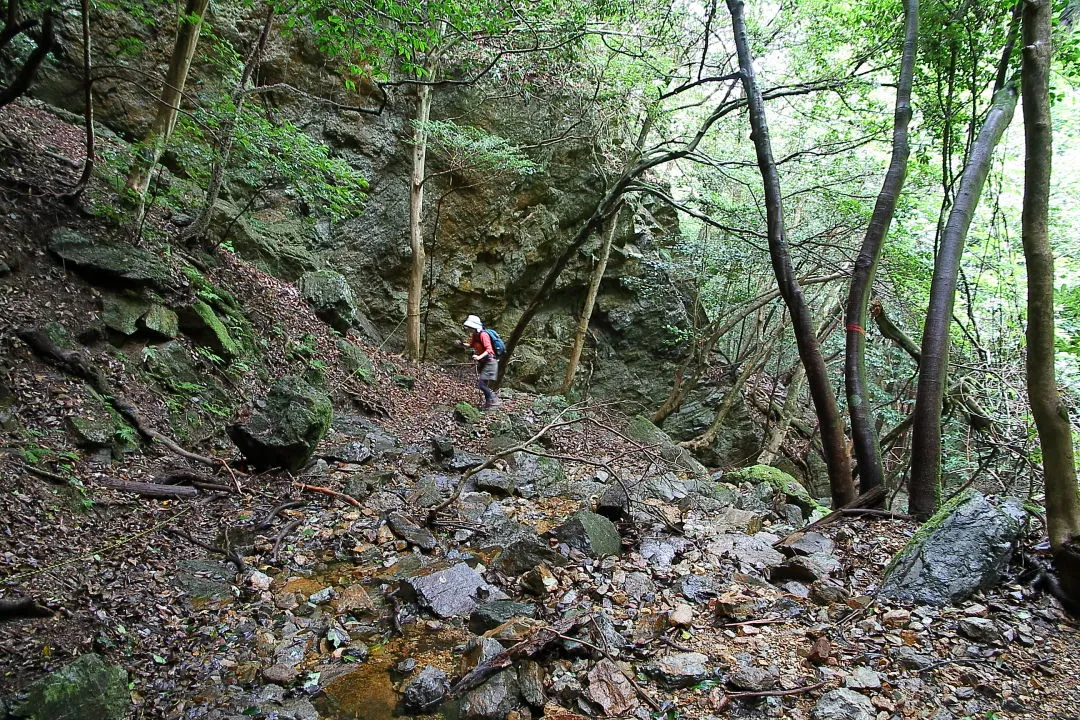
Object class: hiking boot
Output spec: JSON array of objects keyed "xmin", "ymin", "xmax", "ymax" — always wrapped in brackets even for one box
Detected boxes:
[{"xmin": 486, "ymin": 397, "xmax": 502, "ymax": 409}]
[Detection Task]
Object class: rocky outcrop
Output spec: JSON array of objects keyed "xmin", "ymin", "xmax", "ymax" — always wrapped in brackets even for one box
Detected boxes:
[
  {"xmin": 8, "ymin": 653, "xmax": 129, "ymax": 720},
  {"xmin": 880, "ymin": 490, "xmax": 1025, "ymax": 605},
  {"xmin": 298, "ymin": 270, "xmax": 360, "ymax": 332},
  {"xmin": 228, "ymin": 375, "xmax": 332, "ymax": 470}
]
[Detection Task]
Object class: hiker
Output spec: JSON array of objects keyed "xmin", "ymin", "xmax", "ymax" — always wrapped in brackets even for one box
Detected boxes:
[{"xmin": 461, "ymin": 314, "xmax": 501, "ymax": 409}]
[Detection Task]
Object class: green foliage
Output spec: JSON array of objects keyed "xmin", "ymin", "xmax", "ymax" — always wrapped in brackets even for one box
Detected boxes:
[{"xmin": 416, "ymin": 120, "xmax": 540, "ymax": 177}]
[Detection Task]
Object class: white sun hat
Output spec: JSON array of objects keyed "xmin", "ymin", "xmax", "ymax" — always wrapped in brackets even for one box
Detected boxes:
[{"xmin": 463, "ymin": 315, "xmax": 484, "ymax": 331}]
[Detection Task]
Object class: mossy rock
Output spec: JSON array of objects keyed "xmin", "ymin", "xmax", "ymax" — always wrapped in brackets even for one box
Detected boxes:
[
  {"xmin": 454, "ymin": 402, "xmax": 484, "ymax": 424},
  {"xmin": 337, "ymin": 340, "xmax": 375, "ymax": 384},
  {"xmin": 298, "ymin": 270, "xmax": 358, "ymax": 332},
  {"xmin": 139, "ymin": 304, "xmax": 179, "ymax": 339},
  {"xmin": 41, "ymin": 322, "xmax": 75, "ymax": 351},
  {"xmin": 9, "ymin": 653, "xmax": 129, "ymax": 720},
  {"xmin": 724, "ymin": 465, "xmax": 829, "ymax": 517},
  {"xmin": 628, "ymin": 414, "xmax": 708, "ymax": 478},
  {"xmin": 101, "ymin": 295, "xmax": 150, "ymax": 336},
  {"xmin": 65, "ymin": 393, "xmax": 116, "ymax": 449},
  {"xmin": 177, "ymin": 301, "xmax": 241, "ymax": 360},
  {"xmin": 227, "ymin": 375, "xmax": 332, "ymax": 470},
  {"xmin": 49, "ymin": 228, "xmax": 172, "ymax": 289}
]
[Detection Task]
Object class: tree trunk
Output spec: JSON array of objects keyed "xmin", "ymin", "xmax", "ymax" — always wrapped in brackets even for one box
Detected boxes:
[
  {"xmin": 908, "ymin": 82, "xmax": 1017, "ymax": 519},
  {"xmin": 184, "ymin": 5, "xmax": 275, "ymax": 245},
  {"xmin": 1020, "ymin": 0, "xmax": 1080, "ymax": 603},
  {"xmin": 405, "ymin": 79, "xmax": 434, "ymax": 360},
  {"xmin": 844, "ymin": 0, "xmax": 918, "ymax": 496},
  {"xmin": 758, "ymin": 363, "xmax": 806, "ymax": 465},
  {"xmin": 727, "ymin": 0, "xmax": 855, "ymax": 507},
  {"xmin": 0, "ymin": 8, "xmax": 54, "ymax": 109},
  {"xmin": 562, "ymin": 209, "xmax": 620, "ymax": 393},
  {"xmin": 125, "ymin": 0, "xmax": 210, "ymax": 198},
  {"xmin": 69, "ymin": 0, "xmax": 94, "ymax": 194}
]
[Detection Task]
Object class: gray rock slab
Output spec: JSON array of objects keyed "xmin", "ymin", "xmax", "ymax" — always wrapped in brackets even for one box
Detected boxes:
[
  {"xmin": 403, "ymin": 665, "xmax": 448, "ymax": 712},
  {"xmin": 811, "ymin": 688, "xmax": 875, "ymax": 720},
  {"xmin": 403, "ymin": 563, "xmax": 508, "ymax": 618},
  {"xmin": 644, "ymin": 652, "xmax": 711, "ymax": 688},
  {"xmin": 554, "ymin": 510, "xmax": 621, "ymax": 557}
]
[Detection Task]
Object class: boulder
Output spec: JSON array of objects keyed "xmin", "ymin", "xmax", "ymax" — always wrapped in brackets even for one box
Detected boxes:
[
  {"xmin": 403, "ymin": 665, "xmax": 448, "ymax": 712},
  {"xmin": 337, "ymin": 340, "xmax": 375, "ymax": 383},
  {"xmin": 880, "ymin": 490, "xmax": 1025, "ymax": 605},
  {"xmin": 177, "ymin": 300, "xmax": 241, "ymax": 359},
  {"xmin": 49, "ymin": 229, "xmax": 171, "ymax": 289},
  {"xmin": 299, "ymin": 270, "xmax": 359, "ymax": 332},
  {"xmin": 554, "ymin": 511, "xmax": 621, "ymax": 557},
  {"xmin": 811, "ymin": 688, "xmax": 874, "ymax": 720},
  {"xmin": 101, "ymin": 295, "xmax": 150, "ymax": 336},
  {"xmin": 9, "ymin": 653, "xmax": 129, "ymax": 720},
  {"xmin": 459, "ymin": 669, "xmax": 523, "ymax": 720},
  {"xmin": 228, "ymin": 376, "xmax": 332, "ymax": 470},
  {"xmin": 643, "ymin": 652, "xmax": 711, "ymax": 688},
  {"xmin": 403, "ymin": 563, "xmax": 509, "ymax": 618},
  {"xmin": 724, "ymin": 465, "xmax": 829, "ymax": 518},
  {"xmin": 627, "ymin": 415, "xmax": 708, "ymax": 477},
  {"xmin": 454, "ymin": 402, "xmax": 484, "ymax": 423},
  {"xmin": 139, "ymin": 304, "xmax": 179, "ymax": 339}
]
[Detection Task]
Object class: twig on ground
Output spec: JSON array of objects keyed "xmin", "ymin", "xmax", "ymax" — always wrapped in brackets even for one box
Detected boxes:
[
  {"xmin": 257, "ymin": 500, "xmax": 305, "ymax": 529},
  {"xmin": 16, "ymin": 462, "xmax": 69, "ymax": 484},
  {"xmin": 297, "ymin": 483, "xmax": 362, "ymax": 507},
  {"xmin": 271, "ymin": 517, "xmax": 303, "ymax": 559}
]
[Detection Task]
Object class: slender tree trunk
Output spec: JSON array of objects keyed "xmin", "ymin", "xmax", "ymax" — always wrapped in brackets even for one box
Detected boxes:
[
  {"xmin": 405, "ymin": 79, "xmax": 434, "ymax": 360},
  {"xmin": 909, "ymin": 81, "xmax": 1018, "ymax": 519},
  {"xmin": 1020, "ymin": 0, "xmax": 1080, "ymax": 603},
  {"xmin": 0, "ymin": 8, "xmax": 54, "ymax": 109},
  {"xmin": 845, "ymin": 0, "xmax": 918, "ymax": 496},
  {"xmin": 727, "ymin": 0, "xmax": 855, "ymax": 507},
  {"xmin": 70, "ymin": 0, "xmax": 94, "ymax": 194},
  {"xmin": 562, "ymin": 209, "xmax": 620, "ymax": 393},
  {"xmin": 184, "ymin": 5, "xmax": 274, "ymax": 245},
  {"xmin": 125, "ymin": 0, "xmax": 210, "ymax": 198},
  {"xmin": 758, "ymin": 363, "xmax": 806, "ymax": 465}
]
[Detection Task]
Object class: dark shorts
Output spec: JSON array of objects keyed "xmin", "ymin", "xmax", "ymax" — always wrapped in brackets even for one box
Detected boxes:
[{"xmin": 478, "ymin": 360, "xmax": 498, "ymax": 381}]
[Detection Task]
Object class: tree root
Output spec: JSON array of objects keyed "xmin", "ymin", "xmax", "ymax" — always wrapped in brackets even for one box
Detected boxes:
[{"xmin": 296, "ymin": 483, "xmax": 362, "ymax": 507}]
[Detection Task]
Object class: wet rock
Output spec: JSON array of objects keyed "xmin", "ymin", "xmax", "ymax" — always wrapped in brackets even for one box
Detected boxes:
[
  {"xmin": 298, "ymin": 270, "xmax": 359, "ymax": 332},
  {"xmin": 403, "ymin": 665, "xmax": 448, "ymax": 712},
  {"xmin": 432, "ymin": 436, "xmax": 455, "ymax": 458},
  {"xmin": 643, "ymin": 652, "xmax": 711, "ymax": 688},
  {"xmin": 387, "ymin": 512, "xmax": 437, "ymax": 551},
  {"xmin": 596, "ymin": 483, "xmax": 629, "ymax": 521},
  {"xmin": 728, "ymin": 665, "xmax": 779, "ymax": 692},
  {"xmin": 491, "ymin": 534, "xmax": 567, "ymax": 576},
  {"xmin": 470, "ymin": 600, "xmax": 537, "ymax": 635},
  {"xmin": 446, "ymin": 450, "xmax": 486, "ymax": 471},
  {"xmin": 459, "ymin": 636, "xmax": 506, "ymax": 674},
  {"xmin": 403, "ymin": 563, "xmax": 509, "ymax": 618},
  {"xmin": 518, "ymin": 661, "xmax": 547, "ymax": 707},
  {"xmin": 585, "ymin": 660, "xmax": 637, "ymax": 716},
  {"xmin": 957, "ymin": 617, "xmax": 999, "ymax": 644},
  {"xmin": 769, "ymin": 554, "xmax": 839, "ymax": 583},
  {"xmin": 811, "ymin": 688, "xmax": 875, "ymax": 720},
  {"xmin": 777, "ymin": 531, "xmax": 836, "ymax": 557},
  {"xmin": 474, "ymin": 469, "xmax": 517, "ymax": 496},
  {"xmin": 554, "ymin": 511, "xmax": 621, "ymax": 557},
  {"xmin": 678, "ymin": 575, "xmax": 717, "ymax": 603},
  {"xmin": 228, "ymin": 375, "xmax": 332, "ymax": 470},
  {"xmin": 9, "ymin": 653, "xmax": 129, "ymax": 720},
  {"xmin": 459, "ymin": 668, "xmax": 523, "ymax": 720},
  {"xmin": 880, "ymin": 491, "xmax": 1025, "ymax": 605},
  {"xmin": 49, "ymin": 229, "xmax": 172, "ymax": 289}
]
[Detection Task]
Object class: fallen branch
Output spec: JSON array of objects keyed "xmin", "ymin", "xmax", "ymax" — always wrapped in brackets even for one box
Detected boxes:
[
  {"xmin": 99, "ymin": 478, "xmax": 198, "ymax": 499},
  {"xmin": 721, "ymin": 617, "xmax": 785, "ymax": 628},
  {"xmin": 449, "ymin": 614, "xmax": 592, "ymax": 697},
  {"xmin": 773, "ymin": 486, "xmax": 891, "ymax": 546},
  {"xmin": 271, "ymin": 517, "xmax": 303, "ymax": 559},
  {"xmin": 296, "ymin": 483, "xmax": 362, "ymax": 507},
  {"xmin": 722, "ymin": 680, "xmax": 826, "ymax": 702},
  {"xmin": 167, "ymin": 528, "xmax": 246, "ymax": 572},
  {"xmin": 257, "ymin": 500, "xmax": 305, "ymax": 529},
  {"xmin": 16, "ymin": 462, "xmax": 68, "ymax": 484},
  {"xmin": 0, "ymin": 597, "xmax": 54, "ymax": 621},
  {"xmin": 554, "ymin": 625, "xmax": 663, "ymax": 713}
]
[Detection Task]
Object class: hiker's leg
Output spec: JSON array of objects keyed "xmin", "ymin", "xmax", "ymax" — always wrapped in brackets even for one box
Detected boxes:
[{"xmin": 477, "ymin": 378, "xmax": 495, "ymax": 406}]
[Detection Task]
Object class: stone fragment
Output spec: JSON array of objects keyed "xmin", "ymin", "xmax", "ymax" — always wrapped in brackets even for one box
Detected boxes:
[
  {"xmin": 669, "ymin": 604, "xmax": 694, "ymax": 627},
  {"xmin": 596, "ymin": 482, "xmax": 629, "ymax": 521},
  {"xmin": 337, "ymin": 340, "xmax": 375, "ymax": 383},
  {"xmin": 880, "ymin": 490, "xmax": 1025, "ymax": 605},
  {"xmin": 474, "ymin": 469, "xmax": 516, "ymax": 496},
  {"xmin": 228, "ymin": 375, "xmax": 332, "ymax": 470},
  {"xmin": 262, "ymin": 664, "xmax": 299, "ymax": 684},
  {"xmin": 177, "ymin": 300, "xmax": 241, "ymax": 359},
  {"xmin": 554, "ymin": 511, "xmax": 621, "ymax": 557},
  {"xmin": 811, "ymin": 688, "xmax": 875, "ymax": 720},
  {"xmin": 844, "ymin": 666, "xmax": 881, "ymax": 690},
  {"xmin": 10, "ymin": 653, "xmax": 129, "ymax": 720},
  {"xmin": 432, "ymin": 436, "xmax": 455, "ymax": 458},
  {"xmin": 778, "ymin": 531, "xmax": 836, "ymax": 557},
  {"xmin": 387, "ymin": 511, "xmax": 437, "ymax": 551},
  {"xmin": 470, "ymin": 600, "xmax": 537, "ymax": 635},
  {"xmin": 492, "ymin": 535, "xmax": 567, "ymax": 577},
  {"xmin": 728, "ymin": 665, "xmax": 779, "ymax": 692},
  {"xmin": 769, "ymin": 554, "xmax": 839, "ymax": 583},
  {"xmin": 957, "ymin": 617, "xmax": 999, "ymax": 644},
  {"xmin": 678, "ymin": 575, "xmax": 717, "ymax": 603},
  {"xmin": 810, "ymin": 580, "xmax": 848, "ymax": 606},
  {"xmin": 140, "ymin": 304, "xmax": 179, "ymax": 339},
  {"xmin": 707, "ymin": 533, "xmax": 784, "ymax": 570},
  {"xmin": 459, "ymin": 668, "xmax": 523, "ymax": 720},
  {"xmin": 459, "ymin": 636, "xmax": 505, "ymax": 675},
  {"xmin": 892, "ymin": 646, "xmax": 934, "ymax": 670},
  {"xmin": 521, "ymin": 564, "xmax": 559, "ymax": 595},
  {"xmin": 517, "ymin": 661, "xmax": 547, "ymax": 707},
  {"xmin": 334, "ymin": 584, "xmax": 375, "ymax": 613},
  {"xmin": 585, "ymin": 660, "xmax": 637, "ymax": 716},
  {"xmin": 455, "ymin": 402, "xmax": 484, "ymax": 423},
  {"xmin": 724, "ymin": 464, "xmax": 828, "ymax": 517},
  {"xmin": 101, "ymin": 295, "xmax": 150, "ymax": 336},
  {"xmin": 403, "ymin": 665, "xmax": 448, "ymax": 712},
  {"xmin": 403, "ymin": 563, "xmax": 508, "ymax": 618},
  {"xmin": 445, "ymin": 450, "xmax": 486, "ymax": 471},
  {"xmin": 713, "ymin": 589, "xmax": 758, "ymax": 621},
  {"xmin": 643, "ymin": 652, "xmax": 711, "ymax": 688}
]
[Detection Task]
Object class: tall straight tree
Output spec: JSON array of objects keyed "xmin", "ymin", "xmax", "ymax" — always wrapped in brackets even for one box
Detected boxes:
[
  {"xmin": 1020, "ymin": 0, "xmax": 1080, "ymax": 605},
  {"xmin": 908, "ymin": 81, "xmax": 1018, "ymax": 519},
  {"xmin": 726, "ymin": 0, "xmax": 856, "ymax": 508},
  {"xmin": 126, "ymin": 0, "xmax": 211, "ymax": 201},
  {"xmin": 844, "ymin": 0, "xmax": 919, "ymax": 495}
]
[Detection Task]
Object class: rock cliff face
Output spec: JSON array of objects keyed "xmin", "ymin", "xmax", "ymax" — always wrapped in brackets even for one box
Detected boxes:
[{"xmin": 27, "ymin": 3, "xmax": 759, "ymax": 466}]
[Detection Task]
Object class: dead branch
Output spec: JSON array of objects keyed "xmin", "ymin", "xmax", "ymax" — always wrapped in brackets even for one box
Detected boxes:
[
  {"xmin": 297, "ymin": 483, "xmax": 362, "ymax": 507},
  {"xmin": 257, "ymin": 500, "xmax": 305, "ymax": 529},
  {"xmin": 449, "ymin": 614, "xmax": 592, "ymax": 698},
  {"xmin": 722, "ymin": 680, "xmax": 826, "ymax": 701},
  {"xmin": 16, "ymin": 462, "xmax": 68, "ymax": 484},
  {"xmin": 271, "ymin": 517, "xmax": 303, "ymax": 559},
  {"xmin": 98, "ymin": 478, "xmax": 198, "ymax": 499},
  {"xmin": 167, "ymin": 528, "xmax": 245, "ymax": 572}
]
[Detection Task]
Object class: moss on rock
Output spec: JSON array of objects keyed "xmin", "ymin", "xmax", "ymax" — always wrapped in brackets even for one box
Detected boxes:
[
  {"xmin": 724, "ymin": 464, "xmax": 829, "ymax": 517},
  {"xmin": 227, "ymin": 375, "xmax": 332, "ymax": 470},
  {"xmin": 177, "ymin": 301, "xmax": 241, "ymax": 360},
  {"xmin": 10, "ymin": 653, "xmax": 129, "ymax": 720}
]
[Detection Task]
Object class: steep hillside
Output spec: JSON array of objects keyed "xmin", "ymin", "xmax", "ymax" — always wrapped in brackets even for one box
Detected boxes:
[{"xmin": 1, "ymin": 102, "xmax": 1079, "ymax": 720}]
